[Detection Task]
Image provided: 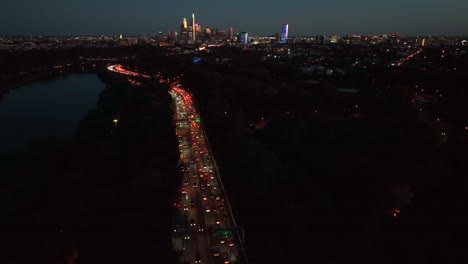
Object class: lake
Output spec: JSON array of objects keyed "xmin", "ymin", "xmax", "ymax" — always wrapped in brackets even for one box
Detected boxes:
[{"xmin": 0, "ymin": 74, "xmax": 106, "ymax": 154}]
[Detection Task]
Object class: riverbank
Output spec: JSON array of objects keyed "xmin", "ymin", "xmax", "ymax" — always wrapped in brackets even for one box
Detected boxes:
[
  {"xmin": 0, "ymin": 60, "xmax": 112, "ymax": 100},
  {"xmin": 1, "ymin": 74, "xmax": 180, "ymax": 264}
]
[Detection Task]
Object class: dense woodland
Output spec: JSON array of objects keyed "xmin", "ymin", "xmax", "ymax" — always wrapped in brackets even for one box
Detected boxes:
[{"xmin": 181, "ymin": 47, "xmax": 468, "ymax": 263}]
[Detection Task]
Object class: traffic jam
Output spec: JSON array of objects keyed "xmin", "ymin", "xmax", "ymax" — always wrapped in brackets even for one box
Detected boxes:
[{"xmin": 170, "ymin": 84, "xmax": 240, "ymax": 264}]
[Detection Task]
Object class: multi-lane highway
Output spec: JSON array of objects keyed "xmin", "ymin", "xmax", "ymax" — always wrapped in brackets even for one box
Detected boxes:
[
  {"xmin": 170, "ymin": 84, "xmax": 247, "ymax": 264},
  {"xmin": 106, "ymin": 64, "xmax": 247, "ymax": 264}
]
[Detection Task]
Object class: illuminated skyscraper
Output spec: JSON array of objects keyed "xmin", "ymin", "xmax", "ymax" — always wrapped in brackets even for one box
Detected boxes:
[
  {"xmin": 180, "ymin": 18, "xmax": 188, "ymax": 42},
  {"xmin": 229, "ymin": 27, "xmax": 234, "ymax": 39},
  {"xmin": 192, "ymin": 13, "xmax": 196, "ymax": 41},
  {"xmin": 280, "ymin": 24, "xmax": 288, "ymax": 44},
  {"xmin": 240, "ymin": 32, "xmax": 248, "ymax": 45}
]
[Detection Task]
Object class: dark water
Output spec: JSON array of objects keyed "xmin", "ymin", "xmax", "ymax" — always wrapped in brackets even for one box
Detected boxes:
[{"xmin": 0, "ymin": 74, "xmax": 105, "ymax": 154}]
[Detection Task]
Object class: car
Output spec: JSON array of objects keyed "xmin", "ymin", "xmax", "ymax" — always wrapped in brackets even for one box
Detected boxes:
[
  {"xmin": 184, "ymin": 181, "xmax": 189, "ymax": 186},
  {"xmin": 223, "ymin": 254, "xmax": 230, "ymax": 264},
  {"xmin": 183, "ymin": 205, "xmax": 188, "ymax": 211},
  {"xmin": 211, "ymin": 248, "xmax": 220, "ymax": 257},
  {"xmin": 184, "ymin": 235, "xmax": 190, "ymax": 240},
  {"xmin": 206, "ymin": 181, "xmax": 211, "ymax": 187},
  {"xmin": 228, "ymin": 239, "xmax": 234, "ymax": 247},
  {"xmin": 215, "ymin": 219, "xmax": 221, "ymax": 225},
  {"xmin": 212, "ymin": 206, "xmax": 217, "ymax": 213},
  {"xmin": 181, "ymin": 189, "xmax": 187, "ymax": 195},
  {"xmin": 219, "ymin": 205, "xmax": 225, "ymax": 210},
  {"xmin": 215, "ymin": 196, "xmax": 221, "ymax": 201},
  {"xmin": 198, "ymin": 226, "xmax": 204, "ymax": 232},
  {"xmin": 202, "ymin": 195, "xmax": 207, "ymax": 201},
  {"xmin": 193, "ymin": 174, "xmax": 197, "ymax": 178},
  {"xmin": 205, "ymin": 205, "xmax": 211, "ymax": 213},
  {"xmin": 220, "ymin": 237, "xmax": 226, "ymax": 244},
  {"xmin": 195, "ymin": 253, "xmax": 202, "ymax": 263},
  {"xmin": 190, "ymin": 218, "xmax": 196, "ymax": 226},
  {"xmin": 193, "ymin": 182, "xmax": 198, "ymax": 188}
]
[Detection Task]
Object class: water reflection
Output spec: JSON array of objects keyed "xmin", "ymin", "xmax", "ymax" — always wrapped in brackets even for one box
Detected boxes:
[{"xmin": 0, "ymin": 74, "xmax": 105, "ymax": 154}]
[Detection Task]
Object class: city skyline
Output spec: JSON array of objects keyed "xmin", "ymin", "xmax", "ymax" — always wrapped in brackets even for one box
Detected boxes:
[{"xmin": 1, "ymin": 0, "xmax": 468, "ymax": 36}]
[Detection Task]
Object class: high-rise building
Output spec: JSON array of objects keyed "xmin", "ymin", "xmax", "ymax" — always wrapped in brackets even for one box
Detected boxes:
[
  {"xmin": 205, "ymin": 27, "xmax": 211, "ymax": 35},
  {"xmin": 180, "ymin": 18, "xmax": 188, "ymax": 42},
  {"xmin": 240, "ymin": 32, "xmax": 249, "ymax": 45},
  {"xmin": 317, "ymin": 35, "xmax": 325, "ymax": 45},
  {"xmin": 229, "ymin": 27, "xmax": 234, "ymax": 39},
  {"xmin": 195, "ymin": 23, "xmax": 201, "ymax": 33},
  {"xmin": 331, "ymin": 35, "xmax": 338, "ymax": 44},
  {"xmin": 280, "ymin": 24, "xmax": 288, "ymax": 44},
  {"xmin": 191, "ymin": 13, "xmax": 196, "ymax": 42}
]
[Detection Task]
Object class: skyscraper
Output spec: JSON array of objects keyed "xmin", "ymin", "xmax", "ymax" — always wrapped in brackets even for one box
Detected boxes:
[
  {"xmin": 229, "ymin": 27, "xmax": 234, "ymax": 39},
  {"xmin": 240, "ymin": 32, "xmax": 248, "ymax": 45},
  {"xmin": 192, "ymin": 13, "xmax": 196, "ymax": 42},
  {"xmin": 180, "ymin": 18, "xmax": 188, "ymax": 42},
  {"xmin": 280, "ymin": 24, "xmax": 288, "ymax": 44}
]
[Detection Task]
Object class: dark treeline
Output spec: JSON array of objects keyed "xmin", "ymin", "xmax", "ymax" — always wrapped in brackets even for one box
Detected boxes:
[
  {"xmin": 0, "ymin": 45, "xmax": 166, "ymax": 72},
  {"xmin": 181, "ymin": 47, "xmax": 468, "ymax": 263},
  {"xmin": 1, "ymin": 72, "xmax": 180, "ymax": 264}
]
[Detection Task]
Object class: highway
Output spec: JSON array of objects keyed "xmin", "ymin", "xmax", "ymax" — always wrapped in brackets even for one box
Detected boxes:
[
  {"xmin": 170, "ymin": 84, "xmax": 246, "ymax": 264},
  {"xmin": 106, "ymin": 64, "xmax": 247, "ymax": 264}
]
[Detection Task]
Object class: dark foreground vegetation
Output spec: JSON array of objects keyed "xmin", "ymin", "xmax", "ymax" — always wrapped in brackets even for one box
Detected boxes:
[
  {"xmin": 1, "ymin": 72, "xmax": 179, "ymax": 264},
  {"xmin": 2, "ymin": 43, "xmax": 468, "ymax": 264},
  {"xmin": 181, "ymin": 47, "xmax": 468, "ymax": 263}
]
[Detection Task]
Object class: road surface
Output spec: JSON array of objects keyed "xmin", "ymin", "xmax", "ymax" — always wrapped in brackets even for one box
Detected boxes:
[
  {"xmin": 106, "ymin": 64, "xmax": 247, "ymax": 264},
  {"xmin": 170, "ymin": 84, "xmax": 247, "ymax": 264}
]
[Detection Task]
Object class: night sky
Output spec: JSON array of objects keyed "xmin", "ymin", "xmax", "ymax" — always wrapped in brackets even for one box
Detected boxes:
[{"xmin": 2, "ymin": 0, "xmax": 467, "ymax": 36}]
